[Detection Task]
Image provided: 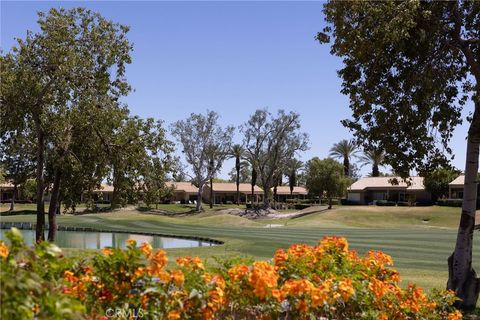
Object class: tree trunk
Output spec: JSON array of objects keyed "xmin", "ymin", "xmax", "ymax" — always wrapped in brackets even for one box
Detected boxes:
[
  {"xmin": 9, "ymin": 183, "xmax": 17, "ymax": 212},
  {"xmin": 210, "ymin": 178, "xmax": 213, "ymax": 209},
  {"xmin": 343, "ymin": 158, "xmax": 349, "ymax": 177},
  {"xmin": 372, "ymin": 163, "xmax": 379, "ymax": 177},
  {"xmin": 47, "ymin": 169, "xmax": 62, "ymax": 242},
  {"xmin": 263, "ymin": 188, "xmax": 270, "ymax": 209},
  {"xmin": 35, "ymin": 123, "xmax": 45, "ymax": 243},
  {"xmin": 447, "ymin": 103, "xmax": 480, "ymax": 310},
  {"xmin": 111, "ymin": 168, "xmax": 120, "ymax": 209},
  {"xmin": 236, "ymin": 158, "xmax": 240, "ymax": 205},
  {"xmin": 196, "ymin": 184, "xmax": 204, "ymax": 212},
  {"xmin": 328, "ymin": 197, "xmax": 332, "ymax": 209}
]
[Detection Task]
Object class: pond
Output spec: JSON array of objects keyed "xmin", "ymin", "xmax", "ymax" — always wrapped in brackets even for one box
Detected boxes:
[{"xmin": 0, "ymin": 229, "xmax": 216, "ymax": 249}]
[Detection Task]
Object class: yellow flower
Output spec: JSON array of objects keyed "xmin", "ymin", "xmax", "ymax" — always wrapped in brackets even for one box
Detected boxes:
[
  {"xmin": 171, "ymin": 270, "xmax": 185, "ymax": 286},
  {"xmin": 176, "ymin": 256, "xmax": 204, "ymax": 270},
  {"xmin": 0, "ymin": 241, "xmax": 9, "ymax": 259},
  {"xmin": 139, "ymin": 242, "xmax": 153, "ymax": 257},
  {"xmin": 127, "ymin": 239, "xmax": 137, "ymax": 247}
]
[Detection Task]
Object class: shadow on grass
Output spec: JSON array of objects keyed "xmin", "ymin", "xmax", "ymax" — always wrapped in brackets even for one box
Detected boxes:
[{"xmin": 0, "ymin": 210, "xmax": 37, "ymax": 216}]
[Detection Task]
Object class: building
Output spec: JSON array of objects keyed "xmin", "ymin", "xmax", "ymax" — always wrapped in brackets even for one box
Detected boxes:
[
  {"xmin": 347, "ymin": 176, "xmax": 431, "ymax": 204},
  {"xmin": 273, "ymin": 186, "xmax": 308, "ymax": 202},
  {"xmin": 0, "ymin": 182, "xmax": 15, "ymax": 202},
  {"xmin": 203, "ymin": 182, "xmax": 263, "ymax": 204},
  {"xmin": 93, "ymin": 184, "xmax": 114, "ymax": 202},
  {"xmin": 168, "ymin": 181, "xmax": 199, "ymax": 204},
  {"xmin": 448, "ymin": 175, "xmax": 480, "ymax": 200}
]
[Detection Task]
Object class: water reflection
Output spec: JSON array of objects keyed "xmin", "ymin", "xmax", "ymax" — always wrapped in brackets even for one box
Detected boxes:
[{"xmin": 0, "ymin": 229, "xmax": 215, "ymax": 249}]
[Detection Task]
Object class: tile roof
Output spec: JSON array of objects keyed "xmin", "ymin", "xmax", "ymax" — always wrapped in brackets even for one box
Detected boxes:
[
  {"xmin": 348, "ymin": 176, "xmax": 425, "ymax": 191},
  {"xmin": 274, "ymin": 186, "xmax": 308, "ymax": 195},
  {"xmin": 207, "ymin": 182, "xmax": 263, "ymax": 194},
  {"xmin": 168, "ymin": 181, "xmax": 199, "ymax": 194},
  {"xmin": 449, "ymin": 175, "xmax": 464, "ymax": 186}
]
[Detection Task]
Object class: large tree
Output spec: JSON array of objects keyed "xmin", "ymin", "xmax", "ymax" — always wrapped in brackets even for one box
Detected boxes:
[
  {"xmin": 319, "ymin": 0, "xmax": 480, "ymax": 309},
  {"xmin": 171, "ymin": 111, "xmax": 234, "ymax": 212},
  {"xmin": 305, "ymin": 157, "xmax": 349, "ymax": 209},
  {"xmin": 243, "ymin": 109, "xmax": 309, "ymax": 210},
  {"xmin": 1, "ymin": 8, "xmax": 132, "ymax": 242},
  {"xmin": 329, "ymin": 139, "xmax": 358, "ymax": 177}
]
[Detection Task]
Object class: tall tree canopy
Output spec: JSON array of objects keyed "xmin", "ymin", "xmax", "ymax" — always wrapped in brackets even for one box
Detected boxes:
[
  {"xmin": 242, "ymin": 109, "xmax": 309, "ymax": 210},
  {"xmin": 358, "ymin": 148, "xmax": 386, "ymax": 177},
  {"xmin": 1, "ymin": 8, "xmax": 133, "ymax": 241},
  {"xmin": 329, "ymin": 139, "xmax": 358, "ymax": 176},
  {"xmin": 305, "ymin": 157, "xmax": 349, "ymax": 209},
  {"xmin": 424, "ymin": 168, "xmax": 462, "ymax": 201},
  {"xmin": 171, "ymin": 111, "xmax": 234, "ymax": 212},
  {"xmin": 319, "ymin": 0, "xmax": 480, "ymax": 309}
]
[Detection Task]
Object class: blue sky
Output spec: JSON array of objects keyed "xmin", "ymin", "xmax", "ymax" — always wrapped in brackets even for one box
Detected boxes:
[{"xmin": 1, "ymin": 1, "xmax": 472, "ymax": 179}]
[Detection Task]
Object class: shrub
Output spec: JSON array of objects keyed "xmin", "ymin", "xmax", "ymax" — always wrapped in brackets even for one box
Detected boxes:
[
  {"xmin": 340, "ymin": 198, "xmax": 360, "ymax": 205},
  {"xmin": 0, "ymin": 229, "xmax": 463, "ymax": 320},
  {"xmin": 376, "ymin": 200, "xmax": 396, "ymax": 206},
  {"xmin": 294, "ymin": 204, "xmax": 311, "ymax": 210},
  {"xmin": 397, "ymin": 201, "xmax": 412, "ymax": 207},
  {"xmin": 437, "ymin": 199, "xmax": 463, "ymax": 207}
]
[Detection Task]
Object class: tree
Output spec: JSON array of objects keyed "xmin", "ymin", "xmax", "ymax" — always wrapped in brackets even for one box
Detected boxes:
[
  {"xmin": 424, "ymin": 168, "xmax": 462, "ymax": 201},
  {"xmin": 1, "ymin": 8, "xmax": 132, "ymax": 242},
  {"xmin": 228, "ymin": 161, "xmax": 251, "ymax": 184},
  {"xmin": 305, "ymin": 157, "xmax": 349, "ymax": 209},
  {"xmin": 358, "ymin": 148, "xmax": 385, "ymax": 177},
  {"xmin": 0, "ymin": 129, "xmax": 35, "ymax": 211},
  {"xmin": 286, "ymin": 159, "xmax": 304, "ymax": 196},
  {"xmin": 171, "ymin": 111, "xmax": 234, "ymax": 212},
  {"xmin": 230, "ymin": 144, "xmax": 244, "ymax": 205},
  {"xmin": 243, "ymin": 109, "xmax": 309, "ymax": 210},
  {"xmin": 319, "ymin": 0, "xmax": 480, "ymax": 309},
  {"xmin": 329, "ymin": 139, "xmax": 358, "ymax": 177}
]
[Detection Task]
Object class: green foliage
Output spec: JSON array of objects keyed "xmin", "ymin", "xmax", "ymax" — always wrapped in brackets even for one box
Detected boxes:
[
  {"xmin": 305, "ymin": 157, "xmax": 350, "ymax": 207},
  {"xmin": 376, "ymin": 200, "xmax": 397, "ymax": 207},
  {"xmin": 318, "ymin": 1, "xmax": 479, "ymax": 176},
  {"xmin": 437, "ymin": 199, "xmax": 464, "ymax": 207},
  {"xmin": 0, "ymin": 228, "xmax": 84, "ymax": 319},
  {"xmin": 20, "ymin": 178, "xmax": 37, "ymax": 201},
  {"xmin": 423, "ymin": 168, "xmax": 462, "ymax": 200}
]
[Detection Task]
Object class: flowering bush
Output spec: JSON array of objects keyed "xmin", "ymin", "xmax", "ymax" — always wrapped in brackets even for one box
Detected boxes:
[{"xmin": 0, "ymin": 228, "xmax": 463, "ymax": 319}]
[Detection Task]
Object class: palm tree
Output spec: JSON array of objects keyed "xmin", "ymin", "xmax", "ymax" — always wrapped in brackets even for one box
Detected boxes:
[
  {"xmin": 358, "ymin": 148, "xmax": 385, "ymax": 177},
  {"xmin": 286, "ymin": 159, "xmax": 304, "ymax": 196},
  {"xmin": 230, "ymin": 144, "xmax": 244, "ymax": 205},
  {"xmin": 329, "ymin": 139, "xmax": 358, "ymax": 176}
]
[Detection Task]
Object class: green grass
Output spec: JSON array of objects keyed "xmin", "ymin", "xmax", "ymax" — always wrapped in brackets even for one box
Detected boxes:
[{"xmin": 2, "ymin": 205, "xmax": 479, "ymax": 292}]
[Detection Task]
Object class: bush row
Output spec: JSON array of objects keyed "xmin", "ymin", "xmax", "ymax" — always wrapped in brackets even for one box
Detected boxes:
[{"xmin": 0, "ymin": 228, "xmax": 463, "ymax": 320}]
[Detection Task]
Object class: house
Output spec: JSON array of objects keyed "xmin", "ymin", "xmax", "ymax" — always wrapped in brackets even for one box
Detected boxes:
[
  {"xmin": 0, "ymin": 182, "xmax": 15, "ymax": 202},
  {"xmin": 347, "ymin": 176, "xmax": 431, "ymax": 204},
  {"xmin": 168, "ymin": 181, "xmax": 199, "ymax": 204},
  {"xmin": 203, "ymin": 182, "xmax": 263, "ymax": 204},
  {"xmin": 448, "ymin": 175, "xmax": 480, "ymax": 200},
  {"xmin": 93, "ymin": 184, "xmax": 114, "ymax": 202},
  {"xmin": 273, "ymin": 186, "xmax": 308, "ymax": 202}
]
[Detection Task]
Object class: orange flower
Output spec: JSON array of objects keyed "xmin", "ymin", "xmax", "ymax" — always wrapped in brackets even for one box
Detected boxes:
[
  {"xmin": 148, "ymin": 249, "xmax": 168, "ymax": 276},
  {"xmin": 63, "ymin": 270, "xmax": 79, "ymax": 282},
  {"xmin": 369, "ymin": 277, "xmax": 388, "ymax": 300},
  {"xmin": 0, "ymin": 241, "xmax": 9, "ymax": 259},
  {"xmin": 311, "ymin": 280, "xmax": 332, "ymax": 307},
  {"xmin": 167, "ymin": 310, "xmax": 181, "ymax": 320},
  {"xmin": 171, "ymin": 270, "xmax": 185, "ymax": 286},
  {"xmin": 337, "ymin": 278, "xmax": 355, "ymax": 301},
  {"xmin": 281, "ymin": 279, "xmax": 314, "ymax": 296},
  {"xmin": 139, "ymin": 242, "xmax": 153, "ymax": 257},
  {"xmin": 448, "ymin": 310, "xmax": 463, "ymax": 320},
  {"xmin": 248, "ymin": 261, "xmax": 278, "ymax": 300},
  {"xmin": 318, "ymin": 236, "xmax": 349, "ymax": 255},
  {"xmin": 228, "ymin": 264, "xmax": 250, "ymax": 281},
  {"xmin": 127, "ymin": 239, "xmax": 137, "ymax": 247},
  {"xmin": 101, "ymin": 247, "xmax": 112, "ymax": 256},
  {"xmin": 378, "ymin": 312, "xmax": 388, "ymax": 320},
  {"xmin": 176, "ymin": 256, "xmax": 204, "ymax": 270},
  {"xmin": 273, "ymin": 249, "xmax": 288, "ymax": 269},
  {"xmin": 366, "ymin": 250, "xmax": 393, "ymax": 267}
]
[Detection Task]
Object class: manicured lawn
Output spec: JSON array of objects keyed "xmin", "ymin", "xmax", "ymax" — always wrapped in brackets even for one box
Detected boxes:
[{"xmin": 2, "ymin": 205, "xmax": 479, "ymax": 292}]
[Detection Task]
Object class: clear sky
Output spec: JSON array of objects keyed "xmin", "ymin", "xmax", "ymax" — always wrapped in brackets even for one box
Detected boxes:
[{"xmin": 1, "ymin": 1, "xmax": 473, "ymax": 179}]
